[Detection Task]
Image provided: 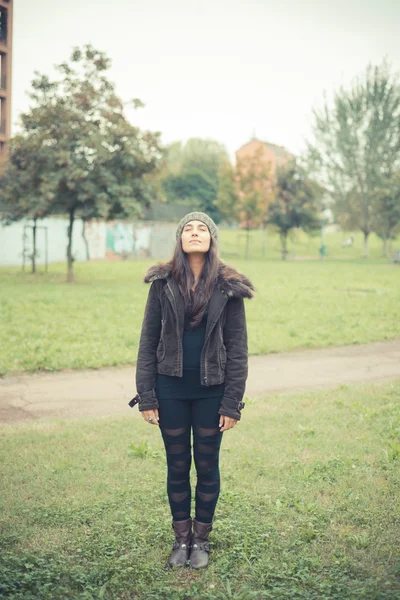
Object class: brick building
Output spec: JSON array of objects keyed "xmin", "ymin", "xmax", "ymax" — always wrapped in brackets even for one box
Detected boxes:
[
  {"xmin": 0, "ymin": 0, "xmax": 12, "ymax": 165},
  {"xmin": 235, "ymin": 137, "xmax": 293, "ymax": 179}
]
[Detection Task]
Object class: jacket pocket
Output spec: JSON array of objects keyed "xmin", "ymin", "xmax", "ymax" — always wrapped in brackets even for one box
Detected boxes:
[{"xmin": 156, "ymin": 319, "xmax": 166, "ymax": 362}]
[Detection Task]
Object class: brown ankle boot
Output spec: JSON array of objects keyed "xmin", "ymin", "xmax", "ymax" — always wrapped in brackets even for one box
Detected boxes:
[
  {"xmin": 189, "ymin": 519, "xmax": 212, "ymax": 569},
  {"xmin": 168, "ymin": 517, "xmax": 192, "ymax": 568}
]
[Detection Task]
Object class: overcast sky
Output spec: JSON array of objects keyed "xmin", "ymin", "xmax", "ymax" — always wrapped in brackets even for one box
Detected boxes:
[{"xmin": 12, "ymin": 0, "xmax": 400, "ymax": 159}]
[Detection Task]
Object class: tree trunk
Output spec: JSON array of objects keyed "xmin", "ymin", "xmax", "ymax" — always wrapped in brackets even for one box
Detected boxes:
[
  {"xmin": 382, "ymin": 236, "xmax": 388, "ymax": 258},
  {"xmin": 291, "ymin": 228, "xmax": 296, "ymax": 259},
  {"xmin": 281, "ymin": 232, "xmax": 288, "ymax": 260},
  {"xmin": 362, "ymin": 231, "xmax": 369, "ymax": 258},
  {"xmin": 82, "ymin": 218, "xmax": 90, "ymax": 261},
  {"xmin": 261, "ymin": 224, "xmax": 267, "ymax": 256},
  {"xmin": 67, "ymin": 208, "xmax": 75, "ymax": 282},
  {"xmin": 245, "ymin": 225, "xmax": 250, "ymax": 259},
  {"xmin": 31, "ymin": 219, "xmax": 37, "ymax": 274}
]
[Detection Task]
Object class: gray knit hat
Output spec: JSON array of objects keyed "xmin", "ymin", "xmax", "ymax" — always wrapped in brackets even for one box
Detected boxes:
[{"xmin": 176, "ymin": 212, "xmax": 219, "ymax": 244}]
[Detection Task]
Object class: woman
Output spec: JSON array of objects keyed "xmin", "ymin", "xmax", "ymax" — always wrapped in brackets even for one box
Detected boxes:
[{"xmin": 129, "ymin": 211, "xmax": 254, "ymax": 569}]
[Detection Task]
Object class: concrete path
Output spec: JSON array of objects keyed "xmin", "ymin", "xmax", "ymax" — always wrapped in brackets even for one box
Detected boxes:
[{"xmin": 1, "ymin": 339, "xmax": 400, "ymax": 424}]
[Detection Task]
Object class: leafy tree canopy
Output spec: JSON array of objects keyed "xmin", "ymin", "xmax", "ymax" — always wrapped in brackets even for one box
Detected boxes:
[
  {"xmin": 160, "ymin": 138, "xmax": 229, "ymax": 222},
  {"xmin": 307, "ymin": 60, "xmax": 400, "ymax": 257},
  {"xmin": 1, "ymin": 44, "xmax": 162, "ymax": 280},
  {"xmin": 269, "ymin": 161, "xmax": 323, "ymax": 259}
]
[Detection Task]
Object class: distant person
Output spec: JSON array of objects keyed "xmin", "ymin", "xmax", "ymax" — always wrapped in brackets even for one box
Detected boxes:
[
  {"xmin": 129, "ymin": 212, "xmax": 254, "ymax": 569},
  {"xmin": 341, "ymin": 235, "xmax": 354, "ymax": 248}
]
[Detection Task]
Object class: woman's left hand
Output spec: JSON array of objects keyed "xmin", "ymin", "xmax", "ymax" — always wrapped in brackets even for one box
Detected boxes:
[{"xmin": 219, "ymin": 415, "xmax": 238, "ymax": 432}]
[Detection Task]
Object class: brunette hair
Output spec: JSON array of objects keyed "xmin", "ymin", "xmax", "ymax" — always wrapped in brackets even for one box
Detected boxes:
[{"xmin": 165, "ymin": 235, "xmax": 219, "ymax": 327}]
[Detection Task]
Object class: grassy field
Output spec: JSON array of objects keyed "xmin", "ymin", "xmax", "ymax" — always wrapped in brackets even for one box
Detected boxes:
[
  {"xmin": 0, "ymin": 230, "xmax": 399, "ymax": 376},
  {"xmin": 1, "ymin": 379, "xmax": 399, "ymax": 599},
  {"xmin": 219, "ymin": 227, "xmax": 399, "ymax": 262}
]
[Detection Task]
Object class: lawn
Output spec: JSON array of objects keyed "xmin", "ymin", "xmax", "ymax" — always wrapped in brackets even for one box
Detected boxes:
[
  {"xmin": 1, "ymin": 379, "xmax": 399, "ymax": 599},
  {"xmin": 1, "ymin": 231, "xmax": 399, "ymax": 376},
  {"xmin": 219, "ymin": 227, "xmax": 399, "ymax": 261}
]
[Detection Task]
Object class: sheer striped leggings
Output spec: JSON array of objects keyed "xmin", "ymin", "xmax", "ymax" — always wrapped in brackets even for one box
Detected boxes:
[{"xmin": 158, "ymin": 395, "xmax": 224, "ymax": 523}]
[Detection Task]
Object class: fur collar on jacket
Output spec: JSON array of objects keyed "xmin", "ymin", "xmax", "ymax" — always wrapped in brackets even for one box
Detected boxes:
[{"xmin": 144, "ymin": 261, "xmax": 255, "ymax": 299}]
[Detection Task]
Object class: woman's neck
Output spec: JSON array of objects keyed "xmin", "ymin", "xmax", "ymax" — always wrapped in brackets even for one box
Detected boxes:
[{"xmin": 188, "ymin": 254, "xmax": 205, "ymax": 288}]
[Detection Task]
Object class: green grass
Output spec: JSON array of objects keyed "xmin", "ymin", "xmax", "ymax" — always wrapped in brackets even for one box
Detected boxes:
[
  {"xmin": 1, "ymin": 380, "xmax": 399, "ymax": 599},
  {"xmin": 0, "ymin": 229, "xmax": 399, "ymax": 376},
  {"xmin": 219, "ymin": 227, "xmax": 399, "ymax": 261}
]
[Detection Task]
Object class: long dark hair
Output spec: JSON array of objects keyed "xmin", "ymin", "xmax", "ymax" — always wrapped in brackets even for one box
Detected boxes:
[{"xmin": 167, "ymin": 236, "xmax": 219, "ymax": 327}]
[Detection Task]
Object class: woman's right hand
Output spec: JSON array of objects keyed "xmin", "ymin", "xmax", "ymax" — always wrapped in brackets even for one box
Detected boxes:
[{"xmin": 141, "ymin": 409, "xmax": 159, "ymax": 426}]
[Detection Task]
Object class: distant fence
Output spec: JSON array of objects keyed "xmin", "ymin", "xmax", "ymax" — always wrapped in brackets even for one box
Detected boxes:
[{"xmin": 0, "ymin": 217, "xmax": 180, "ymax": 267}]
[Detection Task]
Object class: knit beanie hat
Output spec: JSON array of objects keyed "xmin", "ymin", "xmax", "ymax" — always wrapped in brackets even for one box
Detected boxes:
[{"xmin": 176, "ymin": 212, "xmax": 219, "ymax": 244}]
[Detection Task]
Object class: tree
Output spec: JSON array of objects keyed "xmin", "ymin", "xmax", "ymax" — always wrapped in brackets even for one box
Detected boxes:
[
  {"xmin": 180, "ymin": 138, "xmax": 229, "ymax": 187},
  {"xmin": 215, "ymin": 159, "xmax": 239, "ymax": 224},
  {"xmin": 307, "ymin": 60, "xmax": 400, "ymax": 257},
  {"xmin": 0, "ymin": 135, "xmax": 53, "ymax": 273},
  {"xmin": 373, "ymin": 173, "xmax": 400, "ymax": 256},
  {"xmin": 162, "ymin": 168, "xmax": 216, "ymax": 214},
  {"xmin": 268, "ymin": 162, "xmax": 322, "ymax": 260},
  {"xmin": 160, "ymin": 138, "xmax": 229, "ymax": 222},
  {"xmin": 145, "ymin": 141, "xmax": 182, "ymax": 204},
  {"xmin": 1, "ymin": 45, "xmax": 162, "ymax": 281},
  {"xmin": 235, "ymin": 149, "xmax": 273, "ymax": 258}
]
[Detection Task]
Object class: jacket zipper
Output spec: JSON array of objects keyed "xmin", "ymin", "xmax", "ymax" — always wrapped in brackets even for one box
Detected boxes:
[
  {"xmin": 204, "ymin": 342, "xmax": 208, "ymax": 385},
  {"xmin": 203, "ymin": 312, "xmax": 224, "ymax": 386},
  {"xmin": 167, "ymin": 281, "xmax": 182, "ymax": 376}
]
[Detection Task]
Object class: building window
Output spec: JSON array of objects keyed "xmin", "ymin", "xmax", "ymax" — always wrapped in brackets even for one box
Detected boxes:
[
  {"xmin": 0, "ymin": 8, "xmax": 7, "ymax": 44},
  {"xmin": 0, "ymin": 97, "xmax": 5, "ymax": 134},
  {"xmin": 0, "ymin": 54, "xmax": 5, "ymax": 89}
]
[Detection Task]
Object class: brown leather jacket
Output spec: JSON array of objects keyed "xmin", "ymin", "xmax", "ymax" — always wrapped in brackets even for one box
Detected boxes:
[{"xmin": 129, "ymin": 261, "xmax": 255, "ymax": 420}]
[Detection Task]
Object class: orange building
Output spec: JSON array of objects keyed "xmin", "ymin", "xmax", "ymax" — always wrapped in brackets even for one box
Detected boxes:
[
  {"xmin": 0, "ymin": 0, "xmax": 12, "ymax": 164},
  {"xmin": 235, "ymin": 137, "xmax": 293, "ymax": 179}
]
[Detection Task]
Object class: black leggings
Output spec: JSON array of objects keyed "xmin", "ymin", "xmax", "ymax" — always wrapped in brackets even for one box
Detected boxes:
[{"xmin": 158, "ymin": 395, "xmax": 224, "ymax": 523}]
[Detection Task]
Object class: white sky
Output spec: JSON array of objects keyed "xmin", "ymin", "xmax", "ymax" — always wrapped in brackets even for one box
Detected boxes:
[{"xmin": 12, "ymin": 0, "xmax": 400, "ymax": 159}]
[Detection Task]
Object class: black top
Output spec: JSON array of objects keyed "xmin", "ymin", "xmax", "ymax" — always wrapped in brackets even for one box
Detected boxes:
[{"xmin": 156, "ymin": 306, "xmax": 225, "ymax": 400}]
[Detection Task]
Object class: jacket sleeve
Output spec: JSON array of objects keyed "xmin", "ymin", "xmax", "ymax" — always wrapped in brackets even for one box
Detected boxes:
[
  {"xmin": 134, "ymin": 281, "xmax": 162, "ymax": 411},
  {"xmin": 218, "ymin": 296, "xmax": 248, "ymax": 421}
]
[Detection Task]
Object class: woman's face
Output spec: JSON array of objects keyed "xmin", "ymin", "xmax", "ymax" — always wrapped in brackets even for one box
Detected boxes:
[{"xmin": 181, "ymin": 220, "xmax": 211, "ymax": 254}]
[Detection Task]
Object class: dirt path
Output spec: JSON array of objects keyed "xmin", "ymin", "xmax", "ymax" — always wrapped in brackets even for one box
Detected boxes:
[{"xmin": 1, "ymin": 339, "xmax": 400, "ymax": 424}]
